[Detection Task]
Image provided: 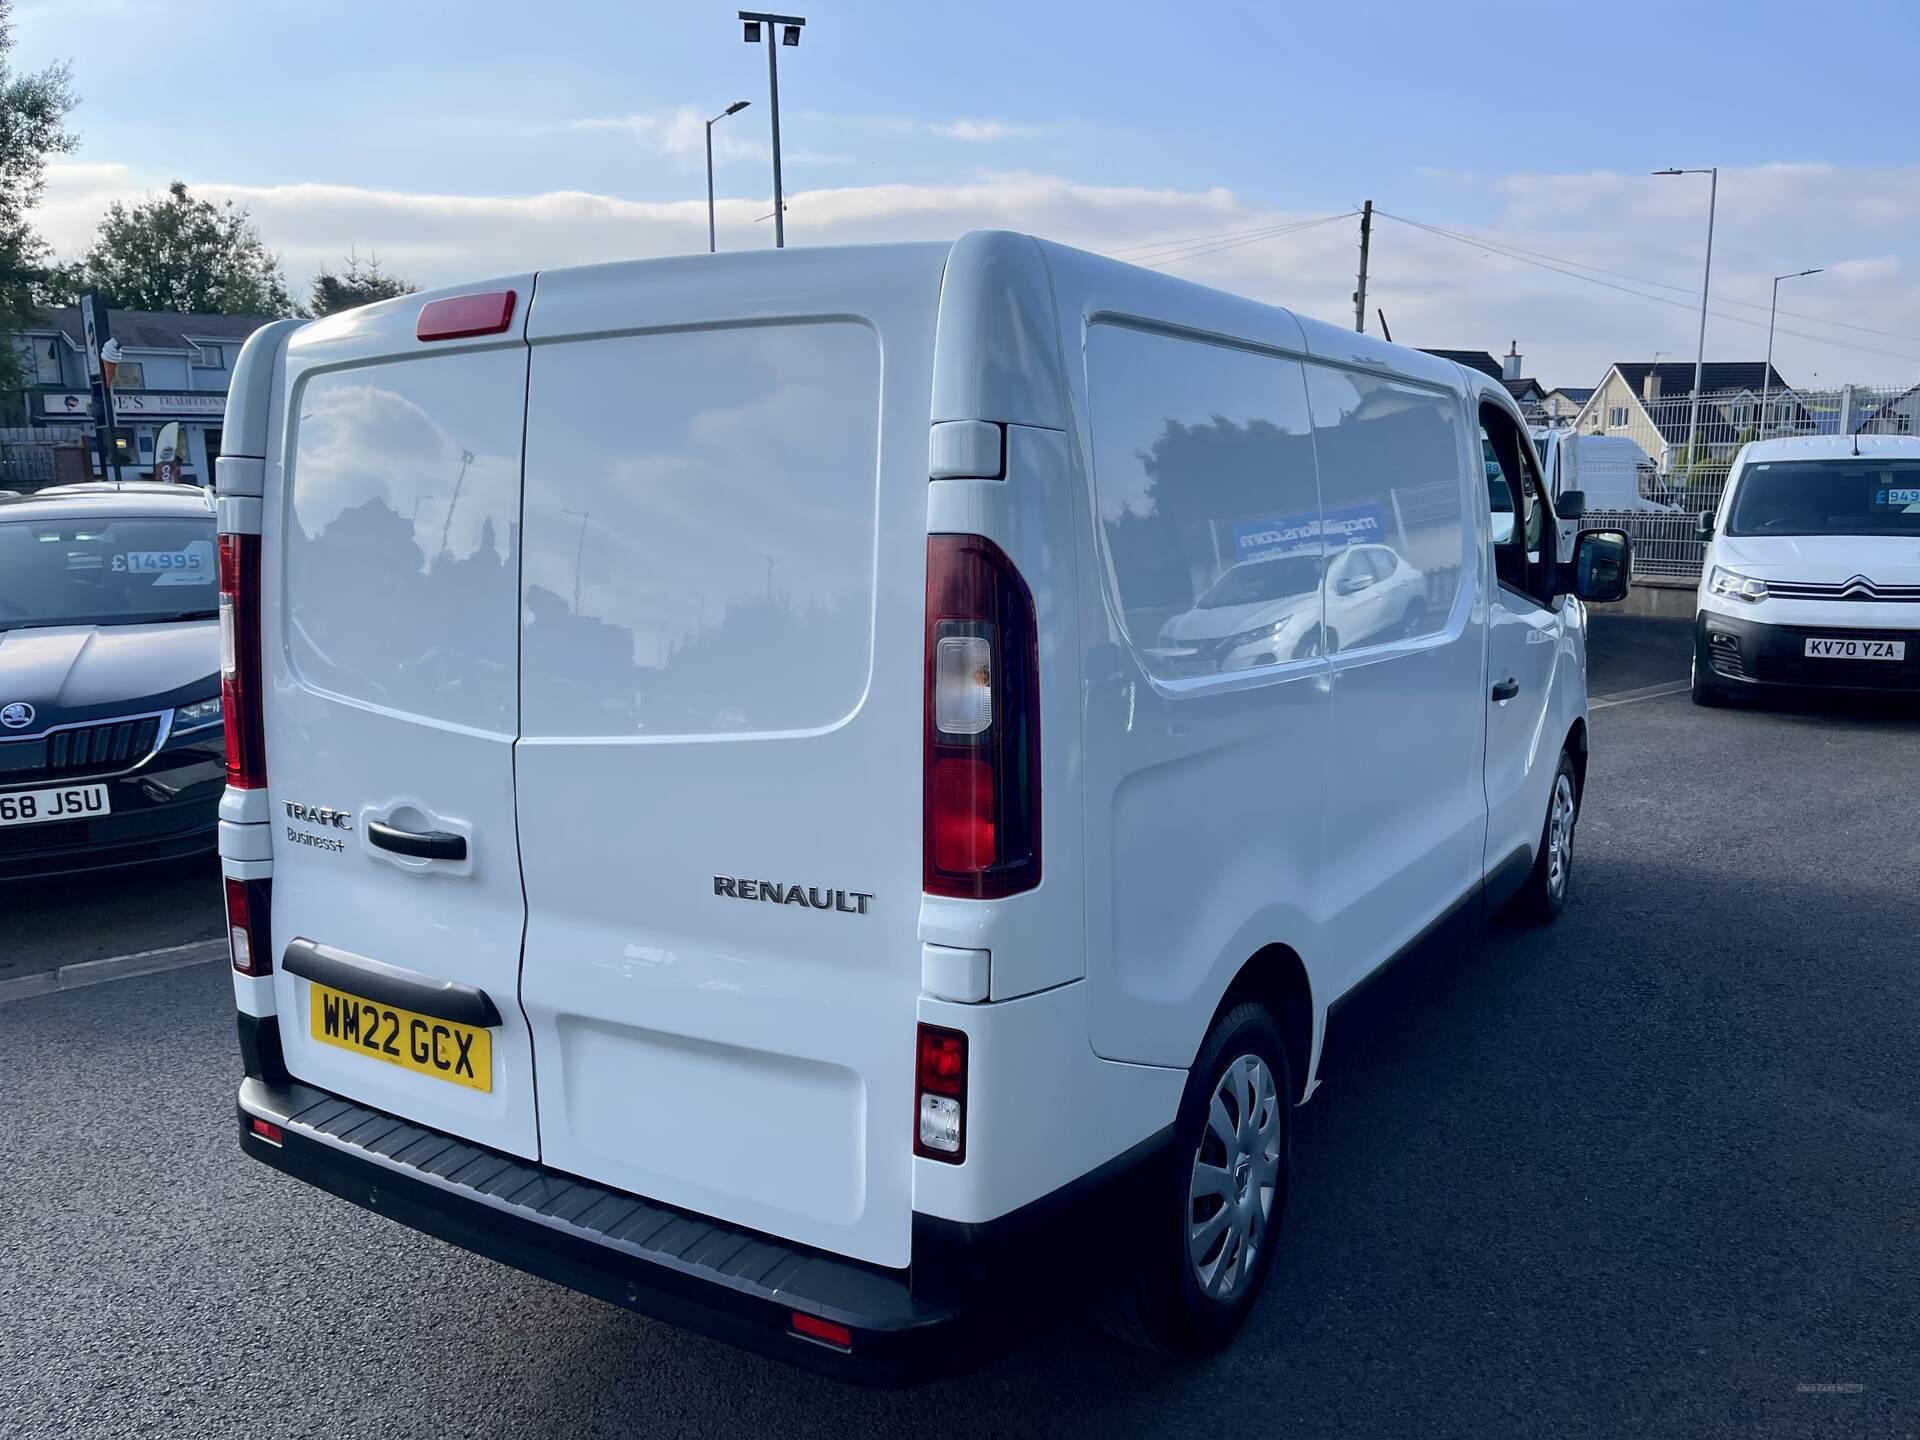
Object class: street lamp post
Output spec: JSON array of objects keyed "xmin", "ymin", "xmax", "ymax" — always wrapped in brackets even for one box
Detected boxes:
[
  {"xmin": 1762, "ymin": 268, "xmax": 1822, "ymax": 433},
  {"xmin": 705, "ymin": 100, "xmax": 751, "ymax": 253},
  {"xmin": 739, "ymin": 11, "xmax": 805, "ymax": 248},
  {"xmin": 1654, "ymin": 167, "xmax": 1718, "ymax": 475}
]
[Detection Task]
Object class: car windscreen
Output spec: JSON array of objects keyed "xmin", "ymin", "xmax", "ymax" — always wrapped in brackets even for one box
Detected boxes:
[
  {"xmin": 0, "ymin": 514, "xmax": 218, "ymax": 630},
  {"xmin": 1197, "ymin": 553, "xmax": 1326, "ymax": 608},
  {"xmin": 1727, "ymin": 458, "xmax": 1920, "ymax": 537}
]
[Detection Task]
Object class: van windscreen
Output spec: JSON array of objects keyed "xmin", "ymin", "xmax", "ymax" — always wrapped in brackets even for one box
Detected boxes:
[{"xmin": 1728, "ymin": 458, "xmax": 1920, "ymax": 537}]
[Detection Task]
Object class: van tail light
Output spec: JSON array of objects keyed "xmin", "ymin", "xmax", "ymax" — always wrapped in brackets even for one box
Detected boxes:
[
  {"xmin": 219, "ymin": 532, "xmax": 266, "ymax": 789},
  {"xmin": 923, "ymin": 535, "xmax": 1040, "ymax": 898},
  {"xmin": 914, "ymin": 1022, "xmax": 968, "ymax": 1162},
  {"xmin": 224, "ymin": 875, "xmax": 273, "ymax": 976}
]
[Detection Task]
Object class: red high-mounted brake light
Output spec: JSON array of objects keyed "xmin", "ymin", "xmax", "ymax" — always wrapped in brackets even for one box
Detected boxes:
[
  {"xmin": 923, "ymin": 535, "xmax": 1040, "ymax": 899},
  {"xmin": 218, "ymin": 533, "xmax": 266, "ymax": 789},
  {"xmin": 224, "ymin": 874, "xmax": 273, "ymax": 977},
  {"xmin": 914, "ymin": 1022, "xmax": 968, "ymax": 1163},
  {"xmin": 416, "ymin": 290, "xmax": 517, "ymax": 342}
]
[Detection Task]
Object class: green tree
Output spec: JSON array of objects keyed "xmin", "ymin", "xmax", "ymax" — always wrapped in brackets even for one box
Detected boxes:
[
  {"xmin": 308, "ymin": 249, "xmax": 416, "ymax": 317},
  {"xmin": 0, "ymin": 0, "xmax": 79, "ymax": 401},
  {"xmin": 60, "ymin": 180, "xmax": 295, "ymax": 316}
]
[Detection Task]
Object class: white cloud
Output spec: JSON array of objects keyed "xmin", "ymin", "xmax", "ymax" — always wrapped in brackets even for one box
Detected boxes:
[
  {"xmin": 34, "ymin": 159, "xmax": 1920, "ymax": 386},
  {"xmin": 928, "ymin": 119, "xmax": 1053, "ymax": 142},
  {"xmin": 569, "ymin": 108, "xmax": 768, "ymax": 168}
]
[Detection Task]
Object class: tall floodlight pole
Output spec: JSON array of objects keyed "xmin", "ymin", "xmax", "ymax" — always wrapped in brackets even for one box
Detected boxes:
[
  {"xmin": 705, "ymin": 100, "xmax": 751, "ymax": 253},
  {"xmin": 740, "ymin": 12, "xmax": 806, "ymax": 248},
  {"xmin": 1762, "ymin": 268, "xmax": 1822, "ymax": 431},
  {"xmin": 1654, "ymin": 167, "xmax": 1718, "ymax": 474}
]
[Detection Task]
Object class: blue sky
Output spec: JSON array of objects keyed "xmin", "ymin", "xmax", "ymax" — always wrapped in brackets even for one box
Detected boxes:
[{"xmin": 21, "ymin": 0, "xmax": 1920, "ymax": 386}]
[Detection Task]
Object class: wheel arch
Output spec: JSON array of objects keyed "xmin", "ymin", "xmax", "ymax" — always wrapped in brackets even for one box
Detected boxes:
[
  {"xmin": 1565, "ymin": 714, "xmax": 1589, "ymax": 799},
  {"xmin": 1212, "ymin": 944, "xmax": 1315, "ymax": 1104}
]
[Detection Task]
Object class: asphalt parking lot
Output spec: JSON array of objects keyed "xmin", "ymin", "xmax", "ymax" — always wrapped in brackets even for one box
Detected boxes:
[{"xmin": 3, "ymin": 612, "xmax": 1917, "ymax": 1439}]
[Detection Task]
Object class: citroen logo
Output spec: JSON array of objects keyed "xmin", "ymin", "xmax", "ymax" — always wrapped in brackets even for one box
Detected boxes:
[
  {"xmin": 1841, "ymin": 574, "xmax": 1877, "ymax": 597},
  {"xmin": 0, "ymin": 702, "xmax": 34, "ymax": 730}
]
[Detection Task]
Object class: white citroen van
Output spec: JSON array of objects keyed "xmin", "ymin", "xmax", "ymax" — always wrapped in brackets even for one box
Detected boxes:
[
  {"xmin": 1693, "ymin": 434, "xmax": 1920, "ymax": 705},
  {"xmin": 217, "ymin": 232, "xmax": 1628, "ymax": 1383}
]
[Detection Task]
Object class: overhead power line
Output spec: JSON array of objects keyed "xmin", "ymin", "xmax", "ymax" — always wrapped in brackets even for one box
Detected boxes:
[
  {"xmin": 1374, "ymin": 209, "xmax": 1920, "ymax": 365},
  {"xmin": 1114, "ymin": 212, "xmax": 1358, "ymax": 270},
  {"xmin": 1378, "ymin": 210, "xmax": 1920, "ymax": 346}
]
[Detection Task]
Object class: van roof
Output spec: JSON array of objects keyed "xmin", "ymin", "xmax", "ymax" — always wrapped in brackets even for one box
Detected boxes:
[{"xmin": 1738, "ymin": 434, "xmax": 1920, "ymax": 463}]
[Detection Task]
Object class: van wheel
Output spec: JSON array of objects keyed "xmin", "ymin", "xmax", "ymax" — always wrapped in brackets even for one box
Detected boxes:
[
  {"xmin": 1690, "ymin": 648, "xmax": 1726, "ymax": 707},
  {"xmin": 1511, "ymin": 750, "xmax": 1579, "ymax": 925},
  {"xmin": 1097, "ymin": 1003, "xmax": 1291, "ymax": 1354}
]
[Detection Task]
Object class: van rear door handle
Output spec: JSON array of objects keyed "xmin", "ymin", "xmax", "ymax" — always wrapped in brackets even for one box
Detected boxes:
[
  {"xmin": 367, "ymin": 820, "xmax": 467, "ymax": 862},
  {"xmin": 1490, "ymin": 677, "xmax": 1520, "ymax": 702}
]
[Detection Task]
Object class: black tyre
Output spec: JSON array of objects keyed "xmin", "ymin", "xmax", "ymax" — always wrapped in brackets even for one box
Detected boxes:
[
  {"xmin": 1690, "ymin": 646, "xmax": 1727, "ymax": 707},
  {"xmin": 1510, "ymin": 749, "xmax": 1579, "ymax": 925},
  {"xmin": 1292, "ymin": 626, "xmax": 1338, "ymax": 660},
  {"xmin": 1097, "ymin": 1003, "xmax": 1292, "ymax": 1353}
]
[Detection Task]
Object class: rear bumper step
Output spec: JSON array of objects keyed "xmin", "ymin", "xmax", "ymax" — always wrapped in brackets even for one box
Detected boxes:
[{"xmin": 237, "ymin": 1077, "xmax": 966, "ymax": 1385}]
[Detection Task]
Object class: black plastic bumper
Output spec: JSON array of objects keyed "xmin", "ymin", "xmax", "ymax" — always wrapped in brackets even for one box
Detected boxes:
[
  {"xmin": 238, "ymin": 1077, "xmax": 974, "ymax": 1386},
  {"xmin": 1697, "ymin": 610, "xmax": 1920, "ymax": 693}
]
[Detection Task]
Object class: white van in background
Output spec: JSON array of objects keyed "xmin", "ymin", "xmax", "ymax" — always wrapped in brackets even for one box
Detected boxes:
[
  {"xmin": 216, "ymin": 232, "xmax": 1629, "ymax": 1383},
  {"xmin": 1693, "ymin": 434, "xmax": 1920, "ymax": 704}
]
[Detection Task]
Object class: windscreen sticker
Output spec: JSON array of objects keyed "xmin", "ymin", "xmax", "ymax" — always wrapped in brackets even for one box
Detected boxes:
[{"xmin": 112, "ymin": 542, "xmax": 215, "ymax": 586}]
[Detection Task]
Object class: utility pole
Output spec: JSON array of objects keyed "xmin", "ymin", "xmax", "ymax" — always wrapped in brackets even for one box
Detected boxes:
[
  {"xmin": 1353, "ymin": 200, "xmax": 1373, "ymax": 333},
  {"xmin": 740, "ymin": 12, "xmax": 806, "ymax": 249},
  {"xmin": 1653, "ymin": 167, "xmax": 1718, "ymax": 474}
]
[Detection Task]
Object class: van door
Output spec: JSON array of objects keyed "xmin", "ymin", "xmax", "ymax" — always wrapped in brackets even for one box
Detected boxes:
[
  {"xmin": 1074, "ymin": 320, "xmax": 1331, "ymax": 1068},
  {"xmin": 265, "ymin": 286, "xmax": 539, "ymax": 1158},
  {"xmin": 1305, "ymin": 362, "xmax": 1483, "ymax": 998},
  {"xmin": 1479, "ymin": 400, "xmax": 1564, "ymax": 892},
  {"xmin": 513, "ymin": 247, "xmax": 947, "ymax": 1269}
]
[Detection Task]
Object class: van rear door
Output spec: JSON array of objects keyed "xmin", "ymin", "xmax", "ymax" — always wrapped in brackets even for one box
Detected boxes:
[
  {"xmin": 514, "ymin": 247, "xmax": 947, "ymax": 1268},
  {"xmin": 265, "ymin": 284, "xmax": 540, "ymax": 1157}
]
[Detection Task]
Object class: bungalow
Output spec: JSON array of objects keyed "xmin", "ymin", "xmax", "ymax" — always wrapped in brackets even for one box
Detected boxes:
[{"xmin": 1573, "ymin": 361, "xmax": 1793, "ymax": 470}]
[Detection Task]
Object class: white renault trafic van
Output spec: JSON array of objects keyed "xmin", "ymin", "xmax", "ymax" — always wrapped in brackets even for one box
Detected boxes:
[
  {"xmin": 1693, "ymin": 434, "xmax": 1920, "ymax": 705},
  {"xmin": 217, "ymin": 233, "xmax": 1629, "ymax": 1383}
]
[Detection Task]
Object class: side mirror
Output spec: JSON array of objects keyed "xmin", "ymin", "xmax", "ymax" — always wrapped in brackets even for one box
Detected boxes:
[
  {"xmin": 1572, "ymin": 528, "xmax": 1631, "ymax": 604},
  {"xmin": 1696, "ymin": 509, "xmax": 1715, "ymax": 539},
  {"xmin": 1337, "ymin": 574, "xmax": 1370, "ymax": 595},
  {"xmin": 1557, "ymin": 489, "xmax": 1586, "ymax": 520}
]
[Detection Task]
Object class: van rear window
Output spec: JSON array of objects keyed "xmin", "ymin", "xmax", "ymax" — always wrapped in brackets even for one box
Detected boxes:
[{"xmin": 520, "ymin": 322, "xmax": 880, "ymax": 738}]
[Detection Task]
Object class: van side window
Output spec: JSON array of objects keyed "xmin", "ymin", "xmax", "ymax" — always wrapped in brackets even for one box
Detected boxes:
[
  {"xmin": 1085, "ymin": 325, "xmax": 1320, "ymax": 680},
  {"xmin": 1301, "ymin": 363, "xmax": 1466, "ymax": 653},
  {"xmin": 1479, "ymin": 403, "xmax": 1551, "ymax": 607}
]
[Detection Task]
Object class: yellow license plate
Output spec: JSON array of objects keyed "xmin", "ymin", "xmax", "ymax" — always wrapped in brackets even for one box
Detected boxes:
[{"xmin": 308, "ymin": 981, "xmax": 493, "ymax": 1093}]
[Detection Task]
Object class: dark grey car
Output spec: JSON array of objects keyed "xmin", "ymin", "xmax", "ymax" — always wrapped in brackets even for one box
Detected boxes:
[{"xmin": 0, "ymin": 485, "xmax": 225, "ymax": 879}]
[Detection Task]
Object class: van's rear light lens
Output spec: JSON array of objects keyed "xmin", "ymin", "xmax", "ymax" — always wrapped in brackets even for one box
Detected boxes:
[
  {"xmin": 789, "ymin": 1312, "xmax": 852, "ymax": 1349},
  {"xmin": 915, "ymin": 1023, "xmax": 967, "ymax": 1162},
  {"xmin": 218, "ymin": 532, "xmax": 266, "ymax": 789},
  {"xmin": 224, "ymin": 875, "xmax": 273, "ymax": 976},
  {"xmin": 924, "ymin": 535, "xmax": 1040, "ymax": 899},
  {"xmin": 416, "ymin": 290, "xmax": 517, "ymax": 342},
  {"xmin": 248, "ymin": 1118, "xmax": 284, "ymax": 1146}
]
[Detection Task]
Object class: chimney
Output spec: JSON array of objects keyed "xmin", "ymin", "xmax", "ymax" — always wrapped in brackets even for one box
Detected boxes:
[
  {"xmin": 1503, "ymin": 341, "xmax": 1522, "ymax": 382},
  {"xmin": 1643, "ymin": 369, "xmax": 1662, "ymax": 403}
]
